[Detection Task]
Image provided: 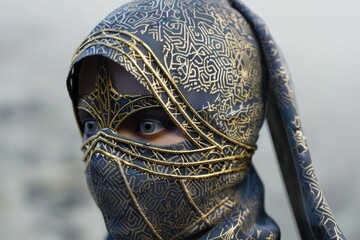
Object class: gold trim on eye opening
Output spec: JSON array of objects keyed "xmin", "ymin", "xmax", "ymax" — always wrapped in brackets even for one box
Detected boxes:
[
  {"xmin": 82, "ymin": 132, "xmax": 252, "ymax": 179},
  {"xmin": 86, "ymin": 149, "xmax": 250, "ymax": 179},
  {"xmin": 82, "ymin": 140, "xmax": 252, "ymax": 167},
  {"xmin": 81, "ymin": 131, "xmax": 217, "ymax": 154}
]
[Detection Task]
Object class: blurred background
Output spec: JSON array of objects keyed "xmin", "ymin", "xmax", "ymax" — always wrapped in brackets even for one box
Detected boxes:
[{"xmin": 0, "ymin": 0, "xmax": 358, "ymax": 239}]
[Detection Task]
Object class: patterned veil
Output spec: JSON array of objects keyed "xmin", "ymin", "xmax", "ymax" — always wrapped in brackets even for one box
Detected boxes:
[{"xmin": 66, "ymin": 0, "xmax": 346, "ymax": 239}]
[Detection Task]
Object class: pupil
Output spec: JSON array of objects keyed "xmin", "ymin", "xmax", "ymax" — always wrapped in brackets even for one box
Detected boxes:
[
  {"xmin": 143, "ymin": 122, "xmax": 154, "ymax": 132},
  {"xmin": 86, "ymin": 122, "xmax": 95, "ymax": 131}
]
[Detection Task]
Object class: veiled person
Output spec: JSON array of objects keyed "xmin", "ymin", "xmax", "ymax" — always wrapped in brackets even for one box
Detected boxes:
[{"xmin": 66, "ymin": 0, "xmax": 346, "ymax": 239}]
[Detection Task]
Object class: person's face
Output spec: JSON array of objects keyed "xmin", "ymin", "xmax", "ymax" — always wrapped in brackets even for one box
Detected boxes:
[{"xmin": 77, "ymin": 56, "xmax": 186, "ymax": 145}]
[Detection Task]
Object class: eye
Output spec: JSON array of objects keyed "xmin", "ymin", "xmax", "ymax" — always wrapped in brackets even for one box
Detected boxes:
[
  {"xmin": 135, "ymin": 120, "xmax": 165, "ymax": 135},
  {"xmin": 83, "ymin": 119, "xmax": 99, "ymax": 137}
]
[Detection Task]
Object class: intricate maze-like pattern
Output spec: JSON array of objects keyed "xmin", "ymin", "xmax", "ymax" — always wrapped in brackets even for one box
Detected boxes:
[
  {"xmin": 66, "ymin": 0, "xmax": 345, "ymax": 239},
  {"xmin": 67, "ymin": 0, "xmax": 278, "ymax": 239},
  {"xmin": 232, "ymin": 1, "xmax": 347, "ymax": 239},
  {"xmin": 72, "ymin": 0, "xmax": 265, "ymax": 148}
]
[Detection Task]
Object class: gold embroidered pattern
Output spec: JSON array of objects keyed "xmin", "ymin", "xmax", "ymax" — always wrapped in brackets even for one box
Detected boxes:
[{"xmin": 68, "ymin": 1, "xmax": 280, "ymax": 239}]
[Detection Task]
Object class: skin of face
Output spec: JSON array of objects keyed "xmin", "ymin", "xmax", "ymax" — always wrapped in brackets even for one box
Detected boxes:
[{"xmin": 77, "ymin": 56, "xmax": 186, "ymax": 145}]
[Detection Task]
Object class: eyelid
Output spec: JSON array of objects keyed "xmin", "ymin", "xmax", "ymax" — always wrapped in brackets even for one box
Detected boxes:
[
  {"xmin": 141, "ymin": 118, "xmax": 162, "ymax": 125},
  {"xmin": 81, "ymin": 117, "xmax": 96, "ymax": 124},
  {"xmin": 82, "ymin": 118, "xmax": 98, "ymax": 129}
]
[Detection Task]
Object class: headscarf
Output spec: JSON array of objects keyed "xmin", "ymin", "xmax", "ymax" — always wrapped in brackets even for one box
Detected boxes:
[{"xmin": 66, "ymin": 0, "xmax": 346, "ymax": 239}]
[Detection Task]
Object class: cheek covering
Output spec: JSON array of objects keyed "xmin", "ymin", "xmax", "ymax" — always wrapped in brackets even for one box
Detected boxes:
[{"xmin": 66, "ymin": 0, "xmax": 347, "ymax": 239}]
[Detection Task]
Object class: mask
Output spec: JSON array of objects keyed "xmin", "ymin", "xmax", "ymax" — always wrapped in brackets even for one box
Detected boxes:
[{"xmin": 67, "ymin": 0, "xmax": 346, "ymax": 239}]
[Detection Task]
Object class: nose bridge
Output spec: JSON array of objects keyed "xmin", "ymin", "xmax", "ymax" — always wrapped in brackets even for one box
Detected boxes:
[
  {"xmin": 91, "ymin": 58, "xmax": 124, "ymax": 129},
  {"xmin": 82, "ymin": 131, "xmax": 121, "ymax": 173}
]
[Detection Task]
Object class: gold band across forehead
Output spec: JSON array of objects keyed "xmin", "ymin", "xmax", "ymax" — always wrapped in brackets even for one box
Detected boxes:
[{"xmin": 72, "ymin": 29, "xmax": 257, "ymax": 151}]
